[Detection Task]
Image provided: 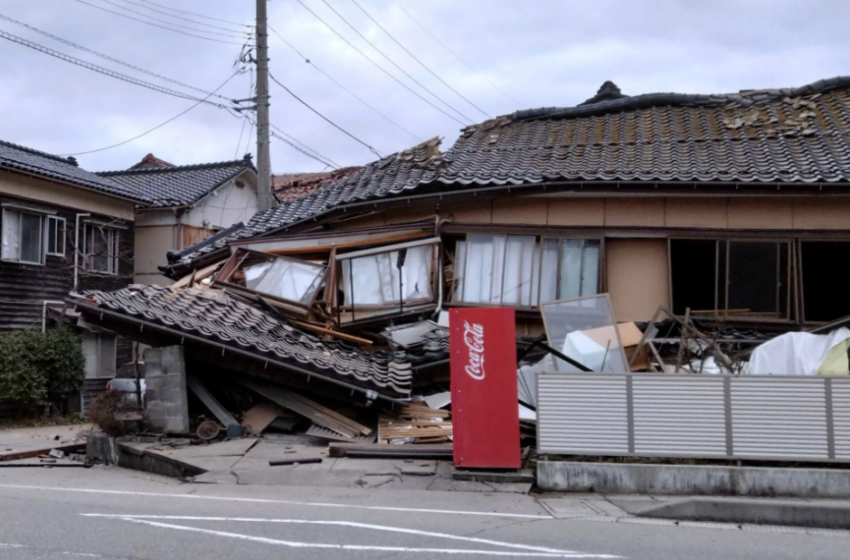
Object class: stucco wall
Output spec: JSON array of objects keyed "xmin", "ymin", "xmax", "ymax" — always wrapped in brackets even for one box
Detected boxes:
[
  {"xmin": 134, "ymin": 225, "xmax": 176, "ymax": 286},
  {"xmin": 182, "ymin": 173, "xmax": 258, "ymax": 229}
]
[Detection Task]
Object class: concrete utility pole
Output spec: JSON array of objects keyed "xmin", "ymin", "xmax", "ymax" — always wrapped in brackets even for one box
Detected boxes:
[{"xmin": 255, "ymin": 0, "xmax": 273, "ymax": 211}]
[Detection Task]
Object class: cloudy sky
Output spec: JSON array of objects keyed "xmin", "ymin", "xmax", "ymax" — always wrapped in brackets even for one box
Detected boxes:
[{"xmin": 1, "ymin": 0, "xmax": 848, "ymax": 174}]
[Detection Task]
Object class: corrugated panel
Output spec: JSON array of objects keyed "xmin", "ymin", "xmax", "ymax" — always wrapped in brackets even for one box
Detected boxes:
[
  {"xmin": 730, "ymin": 378, "xmax": 828, "ymax": 459},
  {"xmin": 633, "ymin": 376, "xmax": 726, "ymax": 456},
  {"xmin": 537, "ymin": 373, "xmax": 628, "ymax": 454},
  {"xmin": 832, "ymin": 380, "xmax": 850, "ymax": 460}
]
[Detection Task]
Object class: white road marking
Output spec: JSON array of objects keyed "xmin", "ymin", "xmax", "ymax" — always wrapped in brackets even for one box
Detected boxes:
[
  {"xmin": 0, "ymin": 483, "xmax": 550, "ymax": 519},
  {"xmin": 0, "ymin": 544, "xmax": 24, "ymax": 549},
  {"xmin": 119, "ymin": 517, "xmax": 621, "ymax": 558},
  {"xmin": 62, "ymin": 553, "xmax": 102, "ymax": 558},
  {"xmin": 82, "ymin": 514, "xmax": 572, "ymax": 554}
]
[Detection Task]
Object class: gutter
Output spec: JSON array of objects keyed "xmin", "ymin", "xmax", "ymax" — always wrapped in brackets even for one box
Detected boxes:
[{"xmin": 71, "ymin": 299, "xmax": 405, "ymax": 404}]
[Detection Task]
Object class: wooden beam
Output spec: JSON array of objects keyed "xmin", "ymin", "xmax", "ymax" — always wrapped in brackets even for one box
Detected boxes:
[
  {"xmin": 186, "ymin": 375, "xmax": 241, "ymax": 431},
  {"xmin": 290, "ymin": 320, "xmax": 372, "ymax": 345},
  {"xmin": 171, "ymin": 261, "xmax": 224, "ymax": 290},
  {"xmin": 0, "ymin": 442, "xmax": 86, "ymax": 462},
  {"xmin": 266, "ymin": 231, "xmax": 432, "ymax": 256}
]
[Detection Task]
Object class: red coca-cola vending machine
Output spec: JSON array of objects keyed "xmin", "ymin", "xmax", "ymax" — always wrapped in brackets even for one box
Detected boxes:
[{"xmin": 450, "ymin": 307, "xmax": 521, "ymax": 469}]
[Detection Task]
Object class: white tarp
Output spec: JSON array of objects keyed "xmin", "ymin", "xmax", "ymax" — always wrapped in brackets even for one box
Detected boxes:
[{"xmin": 747, "ymin": 327, "xmax": 850, "ymax": 376}]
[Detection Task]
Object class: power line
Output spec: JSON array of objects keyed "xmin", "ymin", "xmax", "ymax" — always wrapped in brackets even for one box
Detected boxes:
[
  {"xmin": 293, "ymin": 0, "xmax": 465, "ymax": 126},
  {"xmin": 117, "ymin": 0, "xmax": 248, "ymax": 33},
  {"xmin": 270, "ymin": 124, "xmax": 341, "ymax": 169},
  {"xmin": 95, "ymin": 0, "xmax": 250, "ymax": 39},
  {"xmin": 392, "ymin": 1, "xmax": 523, "ymax": 106},
  {"xmin": 234, "ymin": 70, "xmax": 254, "ymax": 159},
  {"xmin": 348, "ymin": 0, "xmax": 490, "ymax": 119},
  {"xmin": 138, "ymin": 0, "xmax": 252, "ymax": 28},
  {"xmin": 269, "ymin": 72, "xmax": 383, "ymax": 158},
  {"xmin": 0, "ymin": 12, "xmax": 232, "ymax": 102},
  {"xmin": 317, "ymin": 0, "xmax": 473, "ymax": 124},
  {"xmin": 271, "ymin": 130, "xmax": 338, "ymax": 169},
  {"xmin": 0, "ymin": 29, "xmax": 230, "ymax": 108},
  {"xmin": 73, "ymin": 0, "xmax": 250, "ymax": 46},
  {"xmin": 61, "ymin": 72, "xmax": 240, "ymax": 156},
  {"xmin": 268, "ymin": 25, "xmax": 421, "ymax": 142}
]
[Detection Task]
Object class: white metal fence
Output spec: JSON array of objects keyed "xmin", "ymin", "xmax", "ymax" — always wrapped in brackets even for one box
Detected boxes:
[{"xmin": 537, "ymin": 373, "xmax": 850, "ymax": 462}]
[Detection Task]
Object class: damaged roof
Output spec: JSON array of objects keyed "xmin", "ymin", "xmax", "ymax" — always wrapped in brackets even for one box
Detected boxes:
[
  {"xmin": 0, "ymin": 139, "xmax": 148, "ymax": 203},
  {"xmin": 72, "ymin": 285, "xmax": 414, "ymax": 397},
  {"xmin": 129, "ymin": 153, "xmax": 175, "ymax": 170},
  {"xmin": 273, "ymin": 167, "xmax": 362, "ymax": 203},
  {"xmin": 99, "ymin": 155, "xmax": 255, "ymax": 208}
]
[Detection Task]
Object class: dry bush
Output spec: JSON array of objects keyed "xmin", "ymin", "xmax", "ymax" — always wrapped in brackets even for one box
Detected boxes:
[{"xmin": 89, "ymin": 391, "xmax": 137, "ymax": 437}]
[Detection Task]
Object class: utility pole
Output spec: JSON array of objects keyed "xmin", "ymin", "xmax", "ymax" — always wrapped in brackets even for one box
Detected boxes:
[{"xmin": 255, "ymin": 0, "xmax": 273, "ymax": 211}]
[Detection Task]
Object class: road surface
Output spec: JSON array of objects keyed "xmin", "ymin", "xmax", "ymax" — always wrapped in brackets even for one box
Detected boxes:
[{"xmin": 0, "ymin": 466, "xmax": 845, "ymax": 559}]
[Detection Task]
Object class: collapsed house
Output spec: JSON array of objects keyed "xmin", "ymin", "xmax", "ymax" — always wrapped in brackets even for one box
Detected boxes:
[{"xmin": 68, "ymin": 76, "xmax": 850, "ymax": 455}]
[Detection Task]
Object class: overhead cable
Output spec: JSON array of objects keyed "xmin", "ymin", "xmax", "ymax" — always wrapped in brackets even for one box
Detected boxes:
[
  {"xmin": 293, "ymin": 0, "xmax": 465, "ymax": 126},
  {"xmin": 61, "ymin": 72, "xmax": 240, "ymax": 156},
  {"xmin": 270, "ymin": 124, "xmax": 342, "ymax": 169},
  {"xmin": 0, "ymin": 12, "xmax": 232, "ymax": 102},
  {"xmin": 74, "ymin": 0, "xmax": 250, "ymax": 46},
  {"xmin": 0, "ymin": 29, "xmax": 231, "ymax": 108},
  {"xmin": 269, "ymin": 72, "xmax": 383, "ymax": 158},
  {"xmin": 271, "ymin": 130, "xmax": 339, "ymax": 169},
  {"xmin": 138, "ymin": 0, "xmax": 253, "ymax": 28},
  {"xmin": 117, "ymin": 0, "xmax": 249, "ymax": 33},
  {"xmin": 268, "ymin": 25, "xmax": 421, "ymax": 142},
  {"xmin": 348, "ymin": 0, "xmax": 490, "ymax": 119},
  {"xmin": 391, "ymin": 1, "xmax": 524, "ymax": 106},
  {"xmin": 95, "ymin": 0, "xmax": 250, "ymax": 39},
  {"xmin": 318, "ymin": 0, "xmax": 473, "ymax": 123}
]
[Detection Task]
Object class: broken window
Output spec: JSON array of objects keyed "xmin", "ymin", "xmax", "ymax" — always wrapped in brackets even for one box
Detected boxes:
[
  {"xmin": 670, "ymin": 238, "xmax": 790, "ymax": 320},
  {"xmin": 84, "ymin": 223, "xmax": 120, "ymax": 275},
  {"xmin": 1, "ymin": 207, "xmax": 44, "ymax": 264},
  {"xmin": 216, "ymin": 249, "xmax": 326, "ymax": 309},
  {"xmin": 453, "ymin": 235, "xmax": 600, "ymax": 307},
  {"xmin": 339, "ymin": 241, "xmax": 436, "ymax": 307},
  {"xmin": 801, "ymin": 241, "xmax": 850, "ymax": 322}
]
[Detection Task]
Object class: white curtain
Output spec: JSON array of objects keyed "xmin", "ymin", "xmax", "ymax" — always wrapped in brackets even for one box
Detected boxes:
[
  {"xmin": 252, "ymin": 258, "xmax": 324, "ymax": 304},
  {"xmin": 342, "ymin": 244, "xmax": 434, "ymax": 306},
  {"xmin": 1, "ymin": 209, "xmax": 19, "ymax": 261}
]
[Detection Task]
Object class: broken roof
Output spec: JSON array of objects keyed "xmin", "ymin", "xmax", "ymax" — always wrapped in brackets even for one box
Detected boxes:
[
  {"xmin": 99, "ymin": 155, "xmax": 255, "ymax": 208},
  {"xmin": 273, "ymin": 167, "xmax": 362, "ymax": 203},
  {"xmin": 129, "ymin": 153, "xmax": 175, "ymax": 170},
  {"xmin": 0, "ymin": 139, "xmax": 148, "ymax": 203},
  {"xmin": 72, "ymin": 285, "xmax": 414, "ymax": 397},
  {"xmin": 169, "ymin": 76, "xmax": 850, "ymax": 270}
]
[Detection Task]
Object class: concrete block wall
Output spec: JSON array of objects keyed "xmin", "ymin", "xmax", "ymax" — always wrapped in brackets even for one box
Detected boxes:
[{"xmin": 143, "ymin": 346, "xmax": 189, "ymax": 434}]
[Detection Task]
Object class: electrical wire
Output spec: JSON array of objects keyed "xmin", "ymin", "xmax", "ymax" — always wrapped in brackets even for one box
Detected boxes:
[
  {"xmin": 392, "ymin": 1, "xmax": 523, "ymax": 106},
  {"xmin": 270, "ymin": 124, "xmax": 341, "ymax": 168},
  {"xmin": 318, "ymin": 0, "xmax": 473, "ymax": 124},
  {"xmin": 117, "ymin": 0, "xmax": 249, "ymax": 33},
  {"xmin": 0, "ymin": 12, "xmax": 233, "ymax": 102},
  {"xmin": 73, "ymin": 0, "xmax": 250, "ymax": 46},
  {"xmin": 348, "ymin": 0, "xmax": 490, "ymax": 119},
  {"xmin": 138, "ymin": 0, "xmax": 252, "ymax": 28},
  {"xmin": 95, "ymin": 0, "xmax": 250, "ymax": 39},
  {"xmin": 0, "ymin": 29, "xmax": 231, "ymax": 108},
  {"xmin": 61, "ymin": 72, "xmax": 240, "ymax": 156},
  {"xmin": 234, "ymin": 70, "xmax": 254, "ymax": 158},
  {"xmin": 293, "ymin": 0, "xmax": 465, "ymax": 126},
  {"xmin": 269, "ymin": 71, "xmax": 383, "ymax": 158},
  {"xmin": 268, "ymin": 25, "xmax": 421, "ymax": 142},
  {"xmin": 271, "ymin": 130, "xmax": 339, "ymax": 169}
]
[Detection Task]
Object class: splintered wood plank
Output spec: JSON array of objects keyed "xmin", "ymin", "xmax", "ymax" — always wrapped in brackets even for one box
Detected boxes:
[
  {"xmin": 0, "ymin": 442, "xmax": 86, "ymax": 462},
  {"xmin": 241, "ymin": 403, "xmax": 284, "ymax": 434}
]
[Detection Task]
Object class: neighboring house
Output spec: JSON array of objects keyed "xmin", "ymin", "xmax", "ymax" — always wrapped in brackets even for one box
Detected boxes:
[
  {"xmin": 99, "ymin": 154, "xmax": 258, "ymax": 285},
  {"xmin": 163, "ymin": 75, "xmax": 850, "ymax": 333},
  {"xmin": 272, "ymin": 167, "xmax": 361, "ymax": 203},
  {"xmin": 0, "ymin": 139, "xmax": 146, "ymax": 381}
]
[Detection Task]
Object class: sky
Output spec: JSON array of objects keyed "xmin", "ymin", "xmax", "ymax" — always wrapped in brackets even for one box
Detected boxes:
[{"xmin": 1, "ymin": 0, "xmax": 849, "ymax": 174}]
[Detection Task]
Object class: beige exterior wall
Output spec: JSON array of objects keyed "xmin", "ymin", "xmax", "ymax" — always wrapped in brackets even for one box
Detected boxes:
[
  {"xmin": 0, "ymin": 170, "xmax": 136, "ymax": 220},
  {"xmin": 606, "ymin": 239, "xmax": 670, "ymax": 322},
  {"xmin": 134, "ymin": 225, "xmax": 176, "ymax": 286}
]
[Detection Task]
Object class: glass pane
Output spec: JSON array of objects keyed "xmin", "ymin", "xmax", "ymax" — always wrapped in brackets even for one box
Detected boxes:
[
  {"xmin": 559, "ymin": 239, "xmax": 583, "ymax": 299},
  {"xmin": 244, "ymin": 262, "xmax": 272, "ymax": 289},
  {"xmin": 254, "ymin": 257, "xmax": 324, "ymax": 304},
  {"xmin": 728, "ymin": 241, "xmax": 779, "ymax": 314},
  {"xmin": 343, "ymin": 245, "xmax": 434, "ymax": 306},
  {"xmin": 47, "ymin": 217, "xmax": 57, "ymax": 254},
  {"xmin": 500, "ymin": 236, "xmax": 535, "ymax": 305},
  {"xmin": 453, "ymin": 241, "xmax": 466, "ymax": 300},
  {"xmin": 2, "ymin": 209, "xmax": 20, "ymax": 260},
  {"xmin": 488, "ymin": 236, "xmax": 506, "ymax": 304},
  {"xmin": 536, "ymin": 238, "xmax": 559, "ymax": 305},
  {"xmin": 580, "ymin": 240, "xmax": 600, "ymax": 296},
  {"xmin": 20, "ymin": 213, "xmax": 42, "ymax": 263},
  {"xmin": 460, "ymin": 235, "xmax": 497, "ymax": 303},
  {"xmin": 541, "ymin": 295, "xmax": 628, "ymax": 373}
]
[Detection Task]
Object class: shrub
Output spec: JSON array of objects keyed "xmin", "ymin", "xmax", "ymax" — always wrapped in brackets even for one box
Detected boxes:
[{"xmin": 0, "ymin": 326, "xmax": 85, "ymax": 407}]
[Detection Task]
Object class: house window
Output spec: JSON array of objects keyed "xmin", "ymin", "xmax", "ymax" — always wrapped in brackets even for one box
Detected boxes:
[
  {"xmin": 84, "ymin": 223, "xmax": 120, "ymax": 275},
  {"xmin": 46, "ymin": 216, "xmax": 66, "ymax": 257},
  {"xmin": 453, "ymin": 235, "xmax": 600, "ymax": 307},
  {"xmin": 670, "ymin": 239, "xmax": 790, "ymax": 320},
  {"xmin": 341, "ymin": 243, "xmax": 435, "ymax": 307},
  {"xmin": 1, "ymin": 208, "xmax": 44, "ymax": 264},
  {"xmin": 800, "ymin": 241, "xmax": 850, "ymax": 322}
]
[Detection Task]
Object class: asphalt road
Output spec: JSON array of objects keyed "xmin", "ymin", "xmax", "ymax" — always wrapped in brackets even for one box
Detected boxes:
[{"xmin": 0, "ymin": 466, "xmax": 845, "ymax": 560}]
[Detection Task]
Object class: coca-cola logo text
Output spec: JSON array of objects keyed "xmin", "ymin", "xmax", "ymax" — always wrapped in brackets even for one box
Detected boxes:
[{"xmin": 463, "ymin": 321, "xmax": 486, "ymax": 380}]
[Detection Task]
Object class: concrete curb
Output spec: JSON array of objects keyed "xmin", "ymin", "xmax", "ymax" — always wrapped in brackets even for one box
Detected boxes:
[{"xmin": 538, "ymin": 461, "xmax": 850, "ymax": 498}]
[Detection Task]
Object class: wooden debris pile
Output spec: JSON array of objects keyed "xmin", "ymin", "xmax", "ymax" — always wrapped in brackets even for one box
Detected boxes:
[{"xmin": 378, "ymin": 402, "xmax": 452, "ymax": 444}]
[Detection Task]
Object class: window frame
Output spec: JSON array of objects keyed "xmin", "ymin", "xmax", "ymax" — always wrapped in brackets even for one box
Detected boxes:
[
  {"xmin": 82, "ymin": 222, "xmax": 121, "ymax": 276},
  {"xmin": 451, "ymin": 233, "xmax": 603, "ymax": 309},
  {"xmin": 46, "ymin": 215, "xmax": 66, "ymax": 257},
  {"xmin": 1, "ymin": 207, "xmax": 46, "ymax": 266}
]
